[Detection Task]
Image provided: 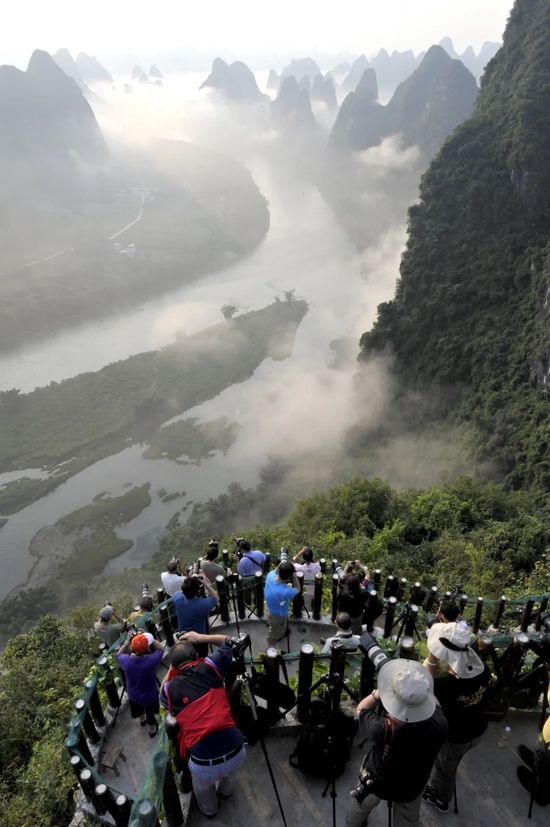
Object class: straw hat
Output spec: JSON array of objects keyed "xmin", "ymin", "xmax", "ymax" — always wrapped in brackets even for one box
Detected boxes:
[
  {"xmin": 378, "ymin": 659, "xmax": 436, "ymax": 723},
  {"xmin": 428, "ymin": 622, "xmax": 484, "ymax": 679}
]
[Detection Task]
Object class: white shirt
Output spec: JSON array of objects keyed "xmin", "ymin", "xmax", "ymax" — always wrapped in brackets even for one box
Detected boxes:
[
  {"xmin": 161, "ymin": 571, "xmax": 186, "ymax": 596},
  {"xmin": 294, "ymin": 561, "xmax": 321, "ymax": 596},
  {"xmin": 321, "ymin": 631, "xmax": 361, "ymax": 654}
]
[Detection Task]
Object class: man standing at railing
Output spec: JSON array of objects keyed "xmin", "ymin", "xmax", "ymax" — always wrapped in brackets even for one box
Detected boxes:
[
  {"xmin": 264, "ymin": 561, "xmax": 299, "ymax": 649},
  {"xmin": 160, "ymin": 632, "xmax": 245, "ymax": 819},
  {"xmin": 117, "ymin": 631, "xmax": 164, "ymax": 738}
]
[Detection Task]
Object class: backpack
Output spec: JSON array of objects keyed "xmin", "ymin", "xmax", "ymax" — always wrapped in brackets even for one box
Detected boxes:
[{"xmin": 289, "ymin": 697, "xmax": 357, "ymax": 780}]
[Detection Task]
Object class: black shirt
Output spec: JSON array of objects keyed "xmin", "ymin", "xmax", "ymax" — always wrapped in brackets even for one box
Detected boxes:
[
  {"xmin": 433, "ymin": 666, "xmax": 491, "ymax": 744},
  {"xmin": 337, "ymin": 588, "xmax": 367, "ymax": 618},
  {"xmin": 358, "ymin": 705, "xmax": 448, "ymax": 802}
]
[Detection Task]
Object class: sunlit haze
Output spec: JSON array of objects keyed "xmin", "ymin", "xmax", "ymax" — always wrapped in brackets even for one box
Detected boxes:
[{"xmin": 5, "ymin": 0, "xmax": 513, "ymax": 68}]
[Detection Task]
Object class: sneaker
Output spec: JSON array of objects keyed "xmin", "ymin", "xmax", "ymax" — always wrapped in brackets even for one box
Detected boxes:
[
  {"xmin": 517, "ymin": 744, "xmax": 535, "ymax": 768},
  {"xmin": 423, "ymin": 785, "xmax": 449, "ymax": 813}
]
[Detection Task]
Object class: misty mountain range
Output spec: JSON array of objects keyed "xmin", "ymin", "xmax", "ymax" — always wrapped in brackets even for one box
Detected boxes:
[
  {"xmin": 199, "ymin": 57, "xmax": 269, "ymax": 103},
  {"xmin": 329, "ymin": 45, "xmax": 479, "ymax": 156}
]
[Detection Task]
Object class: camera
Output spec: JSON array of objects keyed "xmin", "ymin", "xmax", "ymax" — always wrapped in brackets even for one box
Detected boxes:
[
  {"xmin": 234, "ymin": 537, "xmax": 245, "ymax": 559},
  {"xmin": 225, "ymin": 633, "xmax": 251, "ymax": 659},
  {"xmin": 359, "ymin": 631, "xmax": 391, "ymax": 673},
  {"xmin": 127, "ymin": 623, "xmax": 138, "ymax": 637},
  {"xmin": 333, "ymin": 560, "xmax": 346, "ymax": 582},
  {"xmin": 280, "ymin": 546, "xmax": 289, "ymax": 564},
  {"xmin": 350, "ymin": 764, "xmax": 375, "ymax": 803}
]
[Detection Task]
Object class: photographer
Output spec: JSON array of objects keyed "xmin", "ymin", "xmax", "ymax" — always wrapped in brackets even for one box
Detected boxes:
[
  {"xmin": 236, "ymin": 539, "xmax": 266, "ymax": 604},
  {"xmin": 265, "ymin": 561, "xmax": 299, "ymax": 649},
  {"xmin": 347, "ymin": 659, "xmax": 448, "ymax": 827},
  {"xmin": 322, "ymin": 612, "xmax": 360, "ymax": 654},
  {"xmin": 160, "ymin": 632, "xmax": 245, "ymax": 819},
  {"xmin": 292, "ymin": 547, "xmax": 321, "ymax": 604},
  {"xmin": 338, "ymin": 566, "xmax": 369, "ymax": 636},
  {"xmin": 161, "ymin": 557, "xmax": 186, "ymax": 596},
  {"xmin": 422, "ymin": 623, "xmax": 492, "ymax": 814},
  {"xmin": 93, "ymin": 604, "xmax": 126, "ymax": 648},
  {"xmin": 128, "ymin": 594, "xmax": 154, "ymax": 625},
  {"xmin": 516, "ymin": 679, "xmax": 550, "ymax": 806},
  {"xmin": 173, "ymin": 575, "xmax": 219, "ymax": 655},
  {"xmin": 200, "ymin": 541, "xmax": 225, "ymax": 583},
  {"xmin": 116, "ymin": 631, "xmax": 164, "ymax": 737}
]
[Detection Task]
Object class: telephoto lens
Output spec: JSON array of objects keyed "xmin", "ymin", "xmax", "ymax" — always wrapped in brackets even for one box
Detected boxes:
[
  {"xmin": 280, "ymin": 546, "xmax": 289, "ymax": 564},
  {"xmin": 141, "ymin": 582, "xmax": 150, "ymax": 599},
  {"xmin": 333, "ymin": 560, "xmax": 346, "ymax": 582},
  {"xmin": 192, "ymin": 561, "xmax": 200, "ymax": 576},
  {"xmin": 358, "ymin": 631, "xmax": 391, "ymax": 672}
]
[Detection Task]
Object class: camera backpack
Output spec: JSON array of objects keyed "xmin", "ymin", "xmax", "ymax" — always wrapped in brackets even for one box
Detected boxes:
[{"xmin": 289, "ymin": 697, "xmax": 357, "ymax": 780}]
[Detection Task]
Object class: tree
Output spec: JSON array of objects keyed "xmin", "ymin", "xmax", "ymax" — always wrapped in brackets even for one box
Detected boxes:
[
  {"xmin": 0, "ymin": 388, "xmax": 23, "ymax": 416},
  {"xmin": 284, "ymin": 290, "xmax": 296, "ymax": 302},
  {"xmin": 221, "ymin": 304, "xmax": 238, "ymax": 320}
]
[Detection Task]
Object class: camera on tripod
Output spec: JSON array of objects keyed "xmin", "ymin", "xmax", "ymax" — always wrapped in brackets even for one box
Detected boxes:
[
  {"xmin": 359, "ymin": 631, "xmax": 391, "ymax": 673},
  {"xmin": 280, "ymin": 546, "xmax": 289, "ymax": 564},
  {"xmin": 234, "ymin": 537, "xmax": 245, "ymax": 559}
]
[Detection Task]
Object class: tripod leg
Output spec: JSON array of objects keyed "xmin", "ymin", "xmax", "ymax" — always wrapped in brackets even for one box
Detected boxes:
[
  {"xmin": 387, "ymin": 800, "xmax": 393, "ymax": 827},
  {"xmin": 528, "ymin": 790, "xmax": 534, "ymax": 819},
  {"xmin": 454, "ymin": 783, "xmax": 459, "ymax": 814}
]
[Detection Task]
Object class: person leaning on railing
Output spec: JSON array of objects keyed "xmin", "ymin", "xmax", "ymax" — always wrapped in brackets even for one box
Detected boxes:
[
  {"xmin": 128, "ymin": 594, "xmax": 154, "ymax": 625},
  {"xmin": 236, "ymin": 540, "xmax": 266, "ymax": 605},
  {"xmin": 93, "ymin": 604, "xmax": 127, "ymax": 648},
  {"xmin": 161, "ymin": 557, "xmax": 187, "ymax": 596},
  {"xmin": 292, "ymin": 547, "xmax": 321, "ymax": 608},
  {"xmin": 337, "ymin": 563, "xmax": 369, "ymax": 636}
]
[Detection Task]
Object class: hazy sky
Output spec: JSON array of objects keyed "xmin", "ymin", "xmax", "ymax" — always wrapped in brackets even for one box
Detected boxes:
[{"xmin": 4, "ymin": 0, "xmax": 513, "ymax": 67}]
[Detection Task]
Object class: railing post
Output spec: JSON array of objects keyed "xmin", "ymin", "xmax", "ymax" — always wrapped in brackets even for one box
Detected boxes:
[
  {"xmin": 459, "ymin": 594, "xmax": 468, "ymax": 614},
  {"xmin": 383, "ymin": 596, "xmax": 397, "ymax": 638},
  {"xmin": 159, "ymin": 605, "xmax": 175, "ymax": 646},
  {"xmin": 473, "ymin": 596, "xmax": 484, "ymax": 634},
  {"xmin": 364, "ymin": 590, "xmax": 380, "ymax": 633},
  {"xmin": 297, "ymin": 644, "xmax": 314, "ymax": 722},
  {"xmin": 397, "ymin": 578, "xmax": 407, "ymax": 602},
  {"xmin": 319, "ymin": 558, "xmax": 327, "ymax": 573},
  {"xmin": 163, "ymin": 755, "xmax": 184, "ymax": 827},
  {"xmin": 373, "ymin": 569, "xmax": 381, "ymax": 589},
  {"xmin": 410, "ymin": 582, "xmax": 424, "ymax": 607},
  {"xmin": 156, "ymin": 587, "xmax": 165, "ymax": 605},
  {"xmin": 66, "ymin": 725, "xmax": 93, "ymax": 766},
  {"xmin": 236, "ymin": 576, "xmax": 246, "ymax": 620},
  {"xmin": 93, "ymin": 784, "xmax": 110, "ymax": 816},
  {"xmin": 292, "ymin": 571, "xmax": 304, "ymax": 618},
  {"xmin": 115, "ymin": 794, "xmax": 132, "ymax": 827},
  {"xmin": 520, "ymin": 599, "xmax": 535, "ymax": 633},
  {"xmin": 216, "ymin": 576, "xmax": 230, "ymax": 623},
  {"xmin": 98, "ymin": 786, "xmax": 131, "ymax": 827},
  {"xmin": 493, "ymin": 595, "xmax": 507, "ymax": 628},
  {"xmin": 263, "ymin": 552, "xmax": 271, "ymax": 573},
  {"xmin": 384, "ymin": 575, "xmax": 398, "ymax": 599},
  {"xmin": 265, "ymin": 648, "xmax": 280, "ymax": 718},
  {"xmin": 85, "ymin": 679, "xmax": 106, "ymax": 727},
  {"xmin": 331, "ymin": 574, "xmax": 339, "ymax": 622},
  {"xmin": 98, "ymin": 660, "xmax": 121, "ymax": 708},
  {"xmin": 535, "ymin": 598, "xmax": 548, "ymax": 631},
  {"xmin": 70, "ymin": 754, "xmax": 83, "ymax": 783},
  {"xmin": 425, "ymin": 586, "xmax": 439, "ymax": 613},
  {"xmin": 130, "ymin": 799, "xmax": 161, "ymax": 827},
  {"xmin": 399, "ymin": 636, "xmax": 415, "ymax": 659},
  {"xmin": 79, "ymin": 768, "xmax": 102, "ymax": 812},
  {"xmin": 329, "ymin": 642, "xmax": 346, "ymax": 708},
  {"xmin": 312, "ymin": 572, "xmax": 323, "ymax": 620},
  {"xmin": 75, "ymin": 699, "xmax": 100, "ymax": 745},
  {"xmin": 254, "ymin": 570, "xmax": 265, "ymax": 617},
  {"xmin": 222, "ymin": 549, "xmax": 230, "ymax": 570}
]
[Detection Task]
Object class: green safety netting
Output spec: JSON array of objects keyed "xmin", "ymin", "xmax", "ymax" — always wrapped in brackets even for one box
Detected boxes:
[{"xmin": 128, "ymin": 726, "xmax": 170, "ymax": 827}]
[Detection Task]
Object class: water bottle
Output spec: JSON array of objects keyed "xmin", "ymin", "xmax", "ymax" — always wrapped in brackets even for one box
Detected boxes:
[{"xmin": 498, "ymin": 726, "xmax": 511, "ymax": 747}]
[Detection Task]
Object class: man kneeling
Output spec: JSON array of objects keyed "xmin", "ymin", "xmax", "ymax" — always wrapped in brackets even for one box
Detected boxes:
[{"xmin": 160, "ymin": 632, "xmax": 245, "ymax": 819}]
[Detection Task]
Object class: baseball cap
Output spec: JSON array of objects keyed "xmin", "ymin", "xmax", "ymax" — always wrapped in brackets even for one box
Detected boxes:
[
  {"xmin": 131, "ymin": 632, "xmax": 154, "ymax": 654},
  {"xmin": 99, "ymin": 606, "xmax": 114, "ymax": 621}
]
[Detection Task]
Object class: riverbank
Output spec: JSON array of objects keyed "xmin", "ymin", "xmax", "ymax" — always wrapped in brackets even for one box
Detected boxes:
[{"xmin": 0, "ymin": 299, "xmax": 308, "ymax": 514}]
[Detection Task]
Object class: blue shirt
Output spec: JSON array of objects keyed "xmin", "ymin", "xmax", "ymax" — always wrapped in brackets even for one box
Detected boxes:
[
  {"xmin": 172, "ymin": 592, "xmax": 217, "ymax": 633},
  {"xmin": 237, "ymin": 550, "xmax": 266, "ymax": 576},
  {"xmin": 265, "ymin": 570, "xmax": 298, "ymax": 616}
]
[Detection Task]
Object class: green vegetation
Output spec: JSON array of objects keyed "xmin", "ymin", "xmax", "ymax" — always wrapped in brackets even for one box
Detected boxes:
[
  {"xmin": 143, "ymin": 416, "xmax": 240, "ymax": 463},
  {"xmin": 361, "ymin": 0, "xmax": 550, "ymax": 494},
  {"xmin": 0, "ymin": 485, "xmax": 151, "ymax": 640},
  {"xmin": 0, "ymin": 300, "xmax": 307, "ymax": 512},
  {"xmin": 161, "ymin": 475, "xmax": 550, "ymax": 601},
  {"xmin": 0, "ymin": 475, "xmax": 69, "ymax": 516}
]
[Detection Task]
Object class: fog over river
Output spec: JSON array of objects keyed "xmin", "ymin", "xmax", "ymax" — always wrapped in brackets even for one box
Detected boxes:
[{"xmin": 0, "ymin": 147, "xmax": 402, "ymax": 599}]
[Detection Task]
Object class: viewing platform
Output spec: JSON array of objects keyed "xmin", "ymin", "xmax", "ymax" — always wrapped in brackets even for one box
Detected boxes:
[{"xmin": 66, "ymin": 564, "xmax": 550, "ymax": 827}]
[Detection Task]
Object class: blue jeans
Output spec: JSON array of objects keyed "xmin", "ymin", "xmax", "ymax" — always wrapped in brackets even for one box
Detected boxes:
[{"xmin": 189, "ymin": 747, "xmax": 246, "ymax": 816}]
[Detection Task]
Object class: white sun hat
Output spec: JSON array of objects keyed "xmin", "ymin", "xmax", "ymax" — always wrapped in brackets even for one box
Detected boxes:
[
  {"xmin": 428, "ymin": 622, "xmax": 484, "ymax": 679},
  {"xmin": 377, "ymin": 659, "xmax": 436, "ymax": 723}
]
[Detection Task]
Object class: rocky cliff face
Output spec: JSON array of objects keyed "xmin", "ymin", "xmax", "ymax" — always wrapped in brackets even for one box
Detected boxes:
[
  {"xmin": 340, "ymin": 54, "xmax": 369, "ymax": 94},
  {"xmin": 0, "ymin": 50, "xmax": 108, "ymax": 201},
  {"xmin": 76, "ymin": 52, "xmax": 113, "ymax": 83},
  {"xmin": 330, "ymin": 46, "xmax": 478, "ymax": 157},
  {"xmin": 280, "ymin": 57, "xmax": 321, "ymax": 83},
  {"xmin": 361, "ymin": 0, "xmax": 550, "ymax": 492},
  {"xmin": 311, "ymin": 74, "xmax": 337, "ymax": 108},
  {"xmin": 150, "ymin": 64, "xmax": 164, "ymax": 79},
  {"xmin": 200, "ymin": 58, "xmax": 268, "ymax": 103},
  {"xmin": 267, "ymin": 69, "xmax": 280, "ymax": 90},
  {"xmin": 271, "ymin": 76, "xmax": 318, "ymax": 132},
  {"xmin": 52, "ymin": 49, "xmax": 95, "ymax": 99}
]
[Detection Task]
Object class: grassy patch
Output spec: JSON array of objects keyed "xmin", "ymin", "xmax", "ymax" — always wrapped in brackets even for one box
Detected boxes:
[
  {"xmin": 0, "ymin": 475, "xmax": 70, "ymax": 516},
  {"xmin": 143, "ymin": 415, "xmax": 240, "ymax": 463}
]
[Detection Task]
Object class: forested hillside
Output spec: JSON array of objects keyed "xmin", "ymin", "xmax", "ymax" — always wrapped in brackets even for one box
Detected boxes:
[{"xmin": 362, "ymin": 0, "xmax": 550, "ymax": 493}]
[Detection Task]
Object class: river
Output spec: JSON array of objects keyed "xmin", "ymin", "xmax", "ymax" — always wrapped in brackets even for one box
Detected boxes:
[{"xmin": 0, "ymin": 111, "xmax": 392, "ymax": 599}]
